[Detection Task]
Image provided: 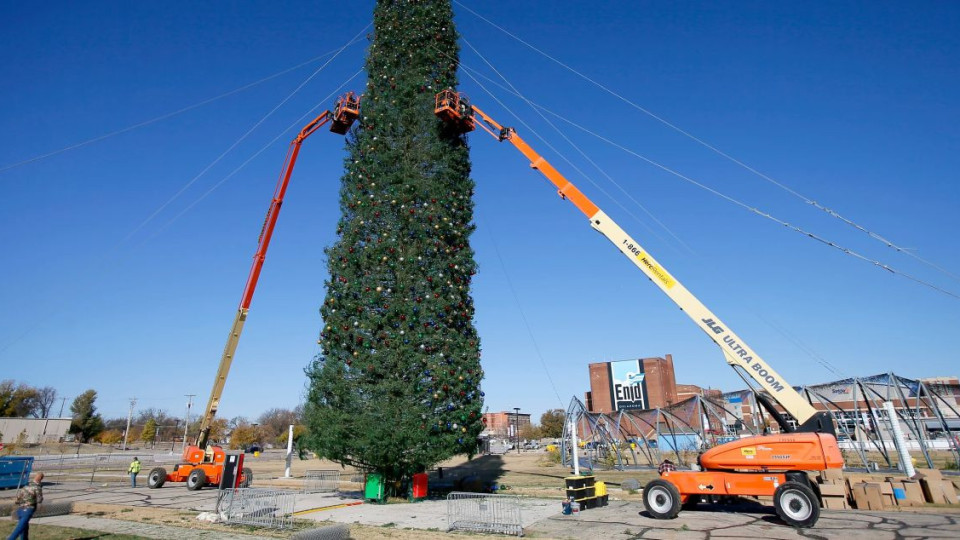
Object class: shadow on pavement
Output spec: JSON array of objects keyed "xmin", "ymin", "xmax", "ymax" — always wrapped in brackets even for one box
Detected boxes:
[{"xmin": 427, "ymin": 454, "xmax": 506, "ymax": 495}]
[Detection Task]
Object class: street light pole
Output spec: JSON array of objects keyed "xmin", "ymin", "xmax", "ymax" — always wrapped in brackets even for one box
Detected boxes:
[
  {"xmin": 122, "ymin": 398, "xmax": 137, "ymax": 451},
  {"xmin": 182, "ymin": 395, "xmax": 194, "ymax": 454},
  {"xmin": 513, "ymin": 407, "xmax": 521, "ymax": 454}
]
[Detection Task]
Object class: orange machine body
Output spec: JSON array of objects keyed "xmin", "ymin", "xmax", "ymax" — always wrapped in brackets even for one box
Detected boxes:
[
  {"xmin": 700, "ymin": 432, "xmax": 842, "ymax": 472},
  {"xmin": 163, "ymin": 444, "xmax": 245, "ymax": 487},
  {"xmin": 664, "ymin": 433, "xmax": 842, "ymax": 499}
]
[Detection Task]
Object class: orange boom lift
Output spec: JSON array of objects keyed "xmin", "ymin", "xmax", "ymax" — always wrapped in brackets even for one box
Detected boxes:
[
  {"xmin": 146, "ymin": 92, "xmax": 360, "ymax": 491},
  {"xmin": 435, "ymin": 90, "xmax": 841, "ymax": 528}
]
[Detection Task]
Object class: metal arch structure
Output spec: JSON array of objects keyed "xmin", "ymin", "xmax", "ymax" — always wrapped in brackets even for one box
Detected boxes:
[
  {"xmin": 560, "ymin": 394, "xmax": 756, "ymax": 470},
  {"xmin": 717, "ymin": 372, "xmax": 960, "ymax": 471},
  {"xmin": 800, "ymin": 373, "xmax": 960, "ymax": 470},
  {"xmin": 560, "ymin": 397, "xmax": 619, "ymax": 471}
]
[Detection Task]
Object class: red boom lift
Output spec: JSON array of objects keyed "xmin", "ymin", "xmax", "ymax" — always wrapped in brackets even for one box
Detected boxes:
[
  {"xmin": 146, "ymin": 92, "xmax": 360, "ymax": 490},
  {"xmin": 435, "ymin": 90, "xmax": 841, "ymax": 527}
]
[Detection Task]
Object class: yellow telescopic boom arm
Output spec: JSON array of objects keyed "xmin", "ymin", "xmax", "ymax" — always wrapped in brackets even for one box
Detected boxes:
[{"xmin": 435, "ymin": 90, "xmax": 821, "ymax": 427}]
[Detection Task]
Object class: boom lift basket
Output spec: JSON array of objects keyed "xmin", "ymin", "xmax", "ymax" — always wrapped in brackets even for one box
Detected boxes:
[
  {"xmin": 435, "ymin": 89, "xmax": 475, "ymax": 133},
  {"xmin": 330, "ymin": 91, "xmax": 361, "ymax": 134}
]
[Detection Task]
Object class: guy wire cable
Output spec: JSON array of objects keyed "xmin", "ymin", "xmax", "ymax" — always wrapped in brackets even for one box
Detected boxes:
[
  {"xmin": 122, "ymin": 24, "xmax": 371, "ymax": 245},
  {"xmin": 147, "ymin": 68, "xmax": 366, "ymax": 240},
  {"xmin": 0, "ymin": 32, "xmax": 368, "ymax": 176},
  {"xmin": 454, "ymin": 0, "xmax": 959, "ymax": 284},
  {"xmin": 452, "ymin": 55, "xmax": 960, "ymax": 300},
  {"xmin": 430, "ymin": 41, "xmax": 690, "ymax": 255},
  {"xmin": 476, "ymin": 211, "xmax": 565, "ymax": 408},
  {"xmin": 1, "ymin": 65, "xmax": 365, "ymax": 356},
  {"xmin": 459, "ymin": 36, "xmax": 694, "ymax": 255}
]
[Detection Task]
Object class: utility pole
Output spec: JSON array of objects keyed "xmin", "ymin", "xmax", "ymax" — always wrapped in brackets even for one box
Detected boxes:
[
  {"xmin": 58, "ymin": 397, "xmax": 67, "ymax": 418},
  {"xmin": 182, "ymin": 395, "xmax": 195, "ymax": 454},
  {"xmin": 122, "ymin": 398, "xmax": 137, "ymax": 451}
]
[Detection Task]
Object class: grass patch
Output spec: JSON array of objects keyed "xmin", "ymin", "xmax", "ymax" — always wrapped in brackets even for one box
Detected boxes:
[{"xmin": 0, "ymin": 522, "xmax": 149, "ymax": 539}]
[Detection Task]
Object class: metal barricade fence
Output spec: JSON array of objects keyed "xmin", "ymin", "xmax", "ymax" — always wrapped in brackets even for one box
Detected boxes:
[
  {"xmin": 219, "ymin": 488, "xmax": 296, "ymax": 529},
  {"xmin": 302, "ymin": 469, "xmax": 340, "ymax": 493},
  {"xmin": 446, "ymin": 491, "xmax": 523, "ymax": 537}
]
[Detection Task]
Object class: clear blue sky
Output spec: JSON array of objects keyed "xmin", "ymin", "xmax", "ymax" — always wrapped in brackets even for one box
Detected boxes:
[{"xmin": 2, "ymin": 1, "xmax": 958, "ymax": 425}]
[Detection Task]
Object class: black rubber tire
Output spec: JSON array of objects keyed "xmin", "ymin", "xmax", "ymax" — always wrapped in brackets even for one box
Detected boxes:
[
  {"xmin": 681, "ymin": 493, "xmax": 701, "ymax": 510},
  {"xmin": 642, "ymin": 479, "xmax": 682, "ymax": 519},
  {"xmin": 147, "ymin": 467, "xmax": 166, "ymax": 489},
  {"xmin": 241, "ymin": 467, "xmax": 253, "ymax": 488},
  {"xmin": 774, "ymin": 480, "xmax": 820, "ymax": 528},
  {"xmin": 186, "ymin": 468, "xmax": 206, "ymax": 491}
]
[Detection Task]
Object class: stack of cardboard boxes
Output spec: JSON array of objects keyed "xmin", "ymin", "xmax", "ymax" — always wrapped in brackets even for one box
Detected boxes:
[
  {"xmin": 817, "ymin": 469, "xmax": 850, "ymax": 509},
  {"xmin": 815, "ymin": 468, "xmax": 959, "ymax": 510},
  {"xmin": 915, "ymin": 469, "xmax": 960, "ymax": 505}
]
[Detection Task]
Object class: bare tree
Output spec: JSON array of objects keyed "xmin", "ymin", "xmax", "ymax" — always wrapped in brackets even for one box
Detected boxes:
[
  {"xmin": 35, "ymin": 386, "xmax": 57, "ymax": 418},
  {"xmin": 257, "ymin": 408, "xmax": 298, "ymax": 445},
  {"xmin": 135, "ymin": 408, "xmax": 172, "ymax": 426}
]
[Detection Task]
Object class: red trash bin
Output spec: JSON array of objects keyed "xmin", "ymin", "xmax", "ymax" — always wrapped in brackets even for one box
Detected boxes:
[{"xmin": 412, "ymin": 473, "xmax": 428, "ymax": 500}]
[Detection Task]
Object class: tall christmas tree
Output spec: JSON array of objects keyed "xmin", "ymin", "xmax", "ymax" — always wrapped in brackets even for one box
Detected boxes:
[{"xmin": 303, "ymin": 0, "xmax": 484, "ymax": 483}]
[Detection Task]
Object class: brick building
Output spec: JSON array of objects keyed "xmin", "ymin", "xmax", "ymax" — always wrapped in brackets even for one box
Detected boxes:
[
  {"xmin": 585, "ymin": 355, "xmax": 680, "ymax": 413},
  {"xmin": 482, "ymin": 411, "xmax": 531, "ymax": 438},
  {"xmin": 676, "ymin": 383, "xmax": 722, "ymax": 402}
]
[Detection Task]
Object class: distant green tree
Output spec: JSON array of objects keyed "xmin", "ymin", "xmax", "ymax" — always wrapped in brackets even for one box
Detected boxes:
[
  {"xmin": 141, "ymin": 418, "xmax": 157, "ymax": 445},
  {"xmin": 303, "ymin": 0, "xmax": 484, "ymax": 485},
  {"xmin": 539, "ymin": 409, "xmax": 566, "ymax": 439},
  {"xmin": 68, "ymin": 390, "xmax": 104, "ymax": 443},
  {"xmin": 0, "ymin": 380, "xmax": 40, "ymax": 417}
]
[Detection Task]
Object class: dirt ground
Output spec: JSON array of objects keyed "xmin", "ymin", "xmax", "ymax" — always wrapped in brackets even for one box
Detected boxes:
[
  {"xmin": 243, "ymin": 448, "xmax": 657, "ymax": 496},
  {"xmin": 4, "ymin": 446, "xmax": 958, "ymax": 539}
]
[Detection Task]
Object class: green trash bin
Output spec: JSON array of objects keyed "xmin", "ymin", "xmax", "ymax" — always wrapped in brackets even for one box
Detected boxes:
[{"xmin": 365, "ymin": 473, "xmax": 385, "ymax": 502}]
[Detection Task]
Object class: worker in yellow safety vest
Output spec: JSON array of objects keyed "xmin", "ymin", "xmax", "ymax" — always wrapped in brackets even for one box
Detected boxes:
[{"xmin": 128, "ymin": 457, "xmax": 142, "ymax": 487}]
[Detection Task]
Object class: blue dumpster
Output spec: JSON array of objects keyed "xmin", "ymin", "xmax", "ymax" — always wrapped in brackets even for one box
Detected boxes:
[{"xmin": 0, "ymin": 457, "xmax": 34, "ymax": 489}]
